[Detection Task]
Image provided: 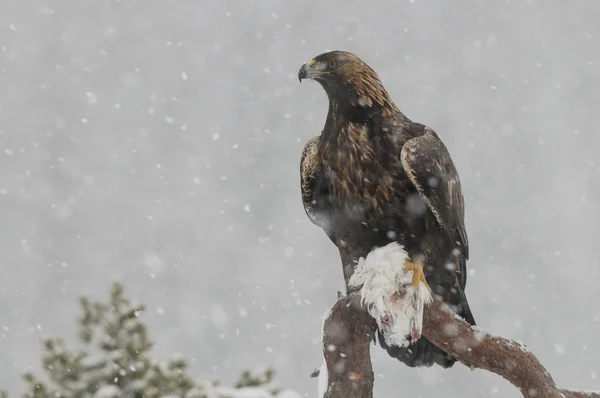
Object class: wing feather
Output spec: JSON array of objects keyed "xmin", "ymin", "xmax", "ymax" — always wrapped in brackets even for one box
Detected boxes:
[
  {"xmin": 300, "ymin": 136, "xmax": 336, "ymax": 244},
  {"xmin": 400, "ymin": 127, "xmax": 469, "ymax": 289}
]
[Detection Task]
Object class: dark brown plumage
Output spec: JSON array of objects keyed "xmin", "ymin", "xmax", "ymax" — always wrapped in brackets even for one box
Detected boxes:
[{"xmin": 298, "ymin": 51, "xmax": 475, "ymax": 368}]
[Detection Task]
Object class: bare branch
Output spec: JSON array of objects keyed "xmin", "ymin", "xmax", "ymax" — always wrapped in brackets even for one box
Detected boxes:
[
  {"xmin": 320, "ymin": 293, "xmax": 377, "ymax": 398},
  {"xmin": 319, "ymin": 293, "xmax": 599, "ymax": 398},
  {"xmin": 422, "ymin": 299, "xmax": 600, "ymax": 398}
]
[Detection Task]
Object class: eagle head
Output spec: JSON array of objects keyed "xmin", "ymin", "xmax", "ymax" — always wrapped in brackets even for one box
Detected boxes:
[{"xmin": 298, "ymin": 50, "xmax": 395, "ymax": 110}]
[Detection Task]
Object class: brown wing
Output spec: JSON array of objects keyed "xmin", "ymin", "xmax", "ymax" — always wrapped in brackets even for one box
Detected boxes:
[
  {"xmin": 400, "ymin": 127, "xmax": 469, "ymax": 290},
  {"xmin": 300, "ymin": 136, "xmax": 336, "ymax": 244}
]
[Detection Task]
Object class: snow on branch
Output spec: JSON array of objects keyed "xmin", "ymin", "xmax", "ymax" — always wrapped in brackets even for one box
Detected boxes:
[
  {"xmin": 423, "ymin": 299, "xmax": 599, "ymax": 398},
  {"xmin": 314, "ymin": 244, "xmax": 600, "ymax": 398}
]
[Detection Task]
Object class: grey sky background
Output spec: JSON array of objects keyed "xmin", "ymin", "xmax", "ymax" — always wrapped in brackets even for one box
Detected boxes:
[{"xmin": 1, "ymin": 1, "xmax": 599, "ymax": 396}]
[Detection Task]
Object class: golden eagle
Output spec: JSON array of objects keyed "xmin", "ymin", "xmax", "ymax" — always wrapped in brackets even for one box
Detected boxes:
[{"xmin": 298, "ymin": 51, "xmax": 476, "ymax": 368}]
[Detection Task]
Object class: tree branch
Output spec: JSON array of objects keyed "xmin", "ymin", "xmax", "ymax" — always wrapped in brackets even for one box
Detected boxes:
[
  {"xmin": 319, "ymin": 293, "xmax": 377, "ymax": 398},
  {"xmin": 317, "ymin": 292, "xmax": 599, "ymax": 398}
]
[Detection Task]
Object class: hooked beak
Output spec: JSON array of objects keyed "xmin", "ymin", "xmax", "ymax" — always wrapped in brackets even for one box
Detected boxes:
[
  {"xmin": 298, "ymin": 63, "xmax": 313, "ymax": 82},
  {"xmin": 298, "ymin": 59, "xmax": 316, "ymax": 82}
]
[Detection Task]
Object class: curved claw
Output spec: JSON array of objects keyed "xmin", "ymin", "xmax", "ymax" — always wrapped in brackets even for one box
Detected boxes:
[{"xmin": 403, "ymin": 260, "xmax": 431, "ymax": 291}]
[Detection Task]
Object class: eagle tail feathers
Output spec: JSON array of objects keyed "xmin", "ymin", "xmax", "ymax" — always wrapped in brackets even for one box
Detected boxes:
[
  {"xmin": 457, "ymin": 281, "xmax": 476, "ymax": 326},
  {"xmin": 377, "ymin": 331, "xmax": 456, "ymax": 368}
]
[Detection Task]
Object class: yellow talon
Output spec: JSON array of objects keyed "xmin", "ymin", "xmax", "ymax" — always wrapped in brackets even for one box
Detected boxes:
[{"xmin": 403, "ymin": 260, "xmax": 431, "ymax": 291}]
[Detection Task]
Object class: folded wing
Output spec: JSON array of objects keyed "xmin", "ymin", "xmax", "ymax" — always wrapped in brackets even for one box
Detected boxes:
[
  {"xmin": 400, "ymin": 127, "xmax": 470, "ymax": 292},
  {"xmin": 300, "ymin": 136, "xmax": 336, "ymax": 244}
]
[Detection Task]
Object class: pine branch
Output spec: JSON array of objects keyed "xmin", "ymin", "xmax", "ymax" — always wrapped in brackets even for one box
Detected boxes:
[{"xmin": 317, "ymin": 292, "xmax": 600, "ymax": 398}]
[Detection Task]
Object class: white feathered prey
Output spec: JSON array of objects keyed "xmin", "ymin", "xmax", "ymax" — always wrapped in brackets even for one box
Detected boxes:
[{"xmin": 348, "ymin": 242, "xmax": 433, "ymax": 349}]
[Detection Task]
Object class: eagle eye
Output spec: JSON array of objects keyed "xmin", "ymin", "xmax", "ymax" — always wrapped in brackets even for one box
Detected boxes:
[{"xmin": 328, "ymin": 60, "xmax": 337, "ymax": 68}]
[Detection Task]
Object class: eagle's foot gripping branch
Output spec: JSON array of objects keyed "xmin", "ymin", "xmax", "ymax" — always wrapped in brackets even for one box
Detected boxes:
[{"xmin": 348, "ymin": 242, "xmax": 433, "ymax": 348}]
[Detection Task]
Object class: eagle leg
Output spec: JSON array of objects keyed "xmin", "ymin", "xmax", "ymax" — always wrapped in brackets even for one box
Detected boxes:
[{"xmin": 403, "ymin": 260, "xmax": 431, "ymax": 292}]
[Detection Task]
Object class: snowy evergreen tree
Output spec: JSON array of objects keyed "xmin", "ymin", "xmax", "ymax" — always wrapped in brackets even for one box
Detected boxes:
[{"xmin": 3, "ymin": 283, "xmax": 298, "ymax": 398}]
